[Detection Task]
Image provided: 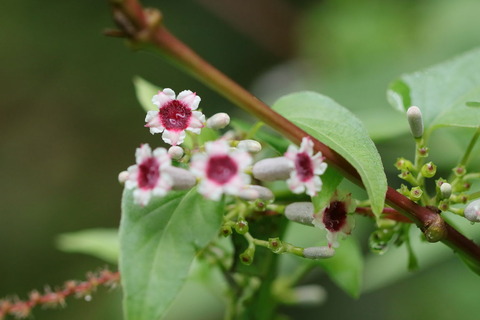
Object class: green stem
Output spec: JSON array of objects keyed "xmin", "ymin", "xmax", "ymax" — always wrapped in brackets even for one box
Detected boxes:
[{"xmin": 459, "ymin": 127, "xmax": 480, "ymax": 167}]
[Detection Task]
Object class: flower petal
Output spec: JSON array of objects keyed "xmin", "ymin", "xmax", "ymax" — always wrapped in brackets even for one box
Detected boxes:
[
  {"xmin": 177, "ymin": 90, "xmax": 201, "ymax": 110},
  {"xmin": 152, "ymin": 88, "xmax": 176, "ymax": 107},
  {"xmin": 162, "ymin": 130, "xmax": 186, "ymax": 146}
]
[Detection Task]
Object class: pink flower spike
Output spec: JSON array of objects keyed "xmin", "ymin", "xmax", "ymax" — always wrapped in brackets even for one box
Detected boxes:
[
  {"xmin": 190, "ymin": 139, "xmax": 252, "ymax": 201},
  {"xmin": 284, "ymin": 137, "xmax": 327, "ymax": 197},
  {"xmin": 125, "ymin": 144, "xmax": 173, "ymax": 206},
  {"xmin": 313, "ymin": 194, "xmax": 355, "ymax": 248},
  {"xmin": 145, "ymin": 88, "xmax": 206, "ymax": 146}
]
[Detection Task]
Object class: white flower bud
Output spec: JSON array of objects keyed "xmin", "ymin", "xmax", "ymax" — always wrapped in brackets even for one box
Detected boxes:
[
  {"xmin": 406, "ymin": 106, "xmax": 424, "ymax": 138},
  {"xmin": 237, "ymin": 139, "xmax": 262, "ymax": 153},
  {"xmin": 164, "ymin": 166, "xmax": 196, "ymax": 190},
  {"xmin": 206, "ymin": 112, "xmax": 230, "ymax": 129},
  {"xmin": 238, "ymin": 185, "xmax": 274, "ymax": 201},
  {"xmin": 285, "ymin": 202, "xmax": 314, "ymax": 225},
  {"xmin": 118, "ymin": 171, "xmax": 129, "ymax": 184},
  {"xmin": 292, "ymin": 285, "xmax": 327, "ymax": 306},
  {"xmin": 464, "ymin": 199, "xmax": 480, "ymax": 223},
  {"xmin": 168, "ymin": 146, "xmax": 184, "ymax": 160},
  {"xmin": 303, "ymin": 246, "xmax": 335, "ymax": 259},
  {"xmin": 252, "ymin": 157, "xmax": 291, "ymax": 181},
  {"xmin": 440, "ymin": 182, "xmax": 452, "ymax": 199}
]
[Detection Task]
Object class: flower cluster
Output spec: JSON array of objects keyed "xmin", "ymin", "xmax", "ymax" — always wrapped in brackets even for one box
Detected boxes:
[{"xmin": 121, "ymin": 88, "xmax": 329, "ymax": 206}]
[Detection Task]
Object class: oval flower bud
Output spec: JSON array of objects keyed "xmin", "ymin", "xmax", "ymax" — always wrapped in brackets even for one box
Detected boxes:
[
  {"xmin": 292, "ymin": 285, "xmax": 326, "ymax": 305},
  {"xmin": 285, "ymin": 202, "xmax": 314, "ymax": 225},
  {"xmin": 440, "ymin": 182, "xmax": 452, "ymax": 199},
  {"xmin": 464, "ymin": 199, "xmax": 480, "ymax": 223},
  {"xmin": 118, "ymin": 170, "xmax": 129, "ymax": 184},
  {"xmin": 237, "ymin": 140, "xmax": 262, "ymax": 153},
  {"xmin": 206, "ymin": 112, "xmax": 230, "ymax": 129},
  {"xmin": 252, "ymin": 157, "xmax": 292, "ymax": 181},
  {"xmin": 163, "ymin": 166, "xmax": 196, "ymax": 190},
  {"xmin": 303, "ymin": 246, "xmax": 335, "ymax": 259},
  {"xmin": 238, "ymin": 185, "xmax": 274, "ymax": 201},
  {"xmin": 406, "ymin": 106, "xmax": 424, "ymax": 138},
  {"xmin": 168, "ymin": 146, "xmax": 184, "ymax": 160}
]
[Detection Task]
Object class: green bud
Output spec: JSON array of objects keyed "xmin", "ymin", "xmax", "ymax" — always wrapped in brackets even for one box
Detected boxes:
[
  {"xmin": 268, "ymin": 237, "xmax": 285, "ymax": 254},
  {"xmin": 438, "ymin": 200, "xmax": 449, "ymax": 212},
  {"xmin": 398, "ymin": 184, "xmax": 410, "ymax": 197},
  {"xmin": 221, "ymin": 225, "xmax": 233, "ymax": 237},
  {"xmin": 239, "ymin": 248, "xmax": 255, "ymax": 265},
  {"xmin": 409, "ymin": 186, "xmax": 423, "ymax": 201},
  {"xmin": 417, "ymin": 147, "xmax": 429, "ymax": 158},
  {"xmin": 398, "ymin": 171, "xmax": 418, "ymax": 185},
  {"xmin": 234, "ymin": 219, "xmax": 249, "ymax": 234},
  {"xmin": 406, "ymin": 106, "xmax": 424, "ymax": 138},
  {"xmin": 421, "ymin": 162, "xmax": 437, "ymax": 178},
  {"xmin": 453, "ymin": 166, "xmax": 466, "ymax": 177},
  {"xmin": 394, "ymin": 158, "xmax": 414, "ymax": 171}
]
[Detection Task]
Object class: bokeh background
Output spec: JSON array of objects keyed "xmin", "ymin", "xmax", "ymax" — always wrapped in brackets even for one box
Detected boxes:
[{"xmin": 1, "ymin": 0, "xmax": 480, "ymax": 319}]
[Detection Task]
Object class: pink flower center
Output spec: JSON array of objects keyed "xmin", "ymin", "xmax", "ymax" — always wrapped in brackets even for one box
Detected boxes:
[
  {"xmin": 207, "ymin": 155, "xmax": 238, "ymax": 184},
  {"xmin": 159, "ymin": 100, "xmax": 192, "ymax": 131},
  {"xmin": 322, "ymin": 201, "xmax": 347, "ymax": 232},
  {"xmin": 138, "ymin": 157, "xmax": 160, "ymax": 189},
  {"xmin": 295, "ymin": 152, "xmax": 314, "ymax": 181}
]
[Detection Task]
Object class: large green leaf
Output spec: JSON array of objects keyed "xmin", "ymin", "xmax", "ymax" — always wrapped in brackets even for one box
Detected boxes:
[
  {"xmin": 56, "ymin": 228, "xmax": 119, "ymax": 264},
  {"xmin": 272, "ymin": 91, "xmax": 386, "ymax": 216},
  {"xmin": 120, "ymin": 187, "xmax": 224, "ymax": 320},
  {"xmin": 387, "ymin": 47, "xmax": 480, "ymax": 134}
]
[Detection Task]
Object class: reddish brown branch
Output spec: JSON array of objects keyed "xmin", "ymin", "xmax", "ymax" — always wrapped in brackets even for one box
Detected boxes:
[
  {"xmin": 107, "ymin": 0, "xmax": 480, "ymax": 267},
  {"xmin": 355, "ymin": 207, "xmax": 413, "ymax": 223},
  {"xmin": 0, "ymin": 270, "xmax": 120, "ymax": 319}
]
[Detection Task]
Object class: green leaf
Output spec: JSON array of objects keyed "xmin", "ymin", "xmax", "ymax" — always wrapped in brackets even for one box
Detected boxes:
[
  {"xmin": 311, "ymin": 168, "xmax": 343, "ymax": 212},
  {"xmin": 133, "ymin": 76, "xmax": 161, "ymax": 112},
  {"xmin": 316, "ymin": 237, "xmax": 363, "ymax": 298},
  {"xmin": 272, "ymin": 91, "xmax": 387, "ymax": 216},
  {"xmin": 387, "ymin": 47, "xmax": 480, "ymax": 134},
  {"xmin": 56, "ymin": 228, "xmax": 119, "ymax": 264},
  {"xmin": 120, "ymin": 187, "xmax": 224, "ymax": 320}
]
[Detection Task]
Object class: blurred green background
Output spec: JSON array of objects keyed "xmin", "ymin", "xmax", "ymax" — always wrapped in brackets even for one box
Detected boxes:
[{"xmin": 1, "ymin": 0, "xmax": 480, "ymax": 319}]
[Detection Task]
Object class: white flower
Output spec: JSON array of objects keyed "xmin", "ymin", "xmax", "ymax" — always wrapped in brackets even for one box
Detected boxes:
[
  {"xmin": 190, "ymin": 139, "xmax": 252, "ymax": 201},
  {"xmin": 312, "ymin": 194, "xmax": 355, "ymax": 248},
  {"xmin": 145, "ymin": 88, "xmax": 205, "ymax": 146},
  {"xmin": 125, "ymin": 144, "xmax": 173, "ymax": 206},
  {"xmin": 284, "ymin": 137, "xmax": 327, "ymax": 197}
]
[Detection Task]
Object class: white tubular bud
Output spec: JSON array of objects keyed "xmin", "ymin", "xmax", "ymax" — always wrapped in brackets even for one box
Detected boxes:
[
  {"xmin": 164, "ymin": 166, "xmax": 196, "ymax": 190},
  {"xmin": 285, "ymin": 202, "xmax": 314, "ymax": 225},
  {"xmin": 118, "ymin": 171, "xmax": 129, "ymax": 184},
  {"xmin": 303, "ymin": 246, "xmax": 335, "ymax": 259},
  {"xmin": 292, "ymin": 285, "xmax": 327, "ymax": 306},
  {"xmin": 238, "ymin": 185, "xmax": 274, "ymax": 201},
  {"xmin": 440, "ymin": 183, "xmax": 452, "ymax": 199},
  {"xmin": 237, "ymin": 140, "xmax": 262, "ymax": 153},
  {"xmin": 206, "ymin": 112, "xmax": 230, "ymax": 129},
  {"xmin": 252, "ymin": 157, "xmax": 291, "ymax": 181},
  {"xmin": 168, "ymin": 146, "xmax": 184, "ymax": 160},
  {"xmin": 406, "ymin": 106, "xmax": 424, "ymax": 138},
  {"xmin": 464, "ymin": 199, "xmax": 480, "ymax": 223}
]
